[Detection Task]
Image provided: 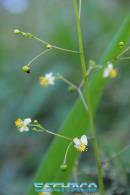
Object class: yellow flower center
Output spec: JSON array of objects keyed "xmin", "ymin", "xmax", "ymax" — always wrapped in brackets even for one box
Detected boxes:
[
  {"xmin": 15, "ymin": 118, "xmax": 23, "ymax": 128},
  {"xmin": 39, "ymin": 77, "xmax": 49, "ymax": 87},
  {"xmin": 38, "ymin": 193, "xmax": 44, "ymax": 195},
  {"xmin": 77, "ymin": 143, "xmax": 87, "ymax": 152},
  {"xmin": 109, "ymin": 69, "xmax": 117, "ymax": 78}
]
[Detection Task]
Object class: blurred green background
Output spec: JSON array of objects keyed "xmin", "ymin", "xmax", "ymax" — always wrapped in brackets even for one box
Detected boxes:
[{"xmin": 0, "ymin": 0, "xmax": 130, "ymax": 194}]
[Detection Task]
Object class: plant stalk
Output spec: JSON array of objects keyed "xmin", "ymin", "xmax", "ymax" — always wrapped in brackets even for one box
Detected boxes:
[{"xmin": 73, "ymin": 0, "xmax": 105, "ymax": 194}]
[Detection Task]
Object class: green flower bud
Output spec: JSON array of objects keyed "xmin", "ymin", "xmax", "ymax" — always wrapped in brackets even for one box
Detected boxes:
[
  {"xmin": 46, "ymin": 44, "xmax": 52, "ymax": 49},
  {"xmin": 68, "ymin": 86, "xmax": 76, "ymax": 93},
  {"xmin": 60, "ymin": 164, "xmax": 68, "ymax": 171},
  {"xmin": 119, "ymin": 41, "xmax": 125, "ymax": 49},
  {"xmin": 22, "ymin": 32, "xmax": 27, "ymax": 37},
  {"xmin": 34, "ymin": 120, "xmax": 38, "ymax": 123},
  {"xmin": 14, "ymin": 29, "xmax": 21, "ymax": 35},
  {"xmin": 24, "ymin": 33, "xmax": 33, "ymax": 38},
  {"xmin": 22, "ymin": 65, "xmax": 30, "ymax": 73},
  {"xmin": 89, "ymin": 60, "xmax": 96, "ymax": 68}
]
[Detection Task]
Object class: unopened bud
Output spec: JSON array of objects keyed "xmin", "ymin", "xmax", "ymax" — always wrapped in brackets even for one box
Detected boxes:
[
  {"xmin": 22, "ymin": 65, "xmax": 30, "ymax": 73},
  {"xmin": 14, "ymin": 29, "xmax": 21, "ymax": 35},
  {"xmin": 119, "ymin": 41, "xmax": 125, "ymax": 49},
  {"xmin": 68, "ymin": 86, "xmax": 76, "ymax": 93},
  {"xmin": 60, "ymin": 164, "xmax": 68, "ymax": 171},
  {"xmin": 34, "ymin": 120, "xmax": 38, "ymax": 123},
  {"xmin": 46, "ymin": 44, "xmax": 52, "ymax": 49},
  {"xmin": 24, "ymin": 33, "xmax": 33, "ymax": 38},
  {"xmin": 89, "ymin": 60, "xmax": 96, "ymax": 68}
]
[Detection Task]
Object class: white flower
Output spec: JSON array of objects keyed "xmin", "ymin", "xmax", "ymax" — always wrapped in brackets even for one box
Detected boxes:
[
  {"xmin": 103, "ymin": 63, "xmax": 117, "ymax": 78},
  {"xmin": 39, "ymin": 72, "xmax": 55, "ymax": 87},
  {"xmin": 45, "ymin": 72, "xmax": 55, "ymax": 85},
  {"xmin": 73, "ymin": 135, "xmax": 88, "ymax": 152},
  {"xmin": 15, "ymin": 118, "xmax": 31, "ymax": 132}
]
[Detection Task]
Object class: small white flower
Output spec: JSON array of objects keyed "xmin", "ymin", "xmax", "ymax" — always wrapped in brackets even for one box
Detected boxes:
[
  {"xmin": 15, "ymin": 118, "xmax": 31, "ymax": 132},
  {"xmin": 103, "ymin": 63, "xmax": 117, "ymax": 78},
  {"xmin": 73, "ymin": 135, "xmax": 88, "ymax": 152},
  {"xmin": 103, "ymin": 63, "xmax": 113, "ymax": 78},
  {"xmin": 39, "ymin": 72, "xmax": 55, "ymax": 87},
  {"xmin": 45, "ymin": 72, "xmax": 55, "ymax": 85}
]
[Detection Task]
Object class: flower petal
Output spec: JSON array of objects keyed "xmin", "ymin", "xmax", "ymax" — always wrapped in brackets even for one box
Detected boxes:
[
  {"xmin": 81, "ymin": 135, "xmax": 88, "ymax": 145},
  {"xmin": 19, "ymin": 127, "xmax": 25, "ymax": 132},
  {"xmin": 73, "ymin": 138, "xmax": 80, "ymax": 146},
  {"xmin": 45, "ymin": 72, "xmax": 53, "ymax": 79},
  {"xmin": 108, "ymin": 63, "xmax": 113, "ymax": 70},
  {"xmin": 45, "ymin": 72, "xmax": 55, "ymax": 85},
  {"xmin": 103, "ymin": 69, "xmax": 109, "ymax": 78},
  {"xmin": 24, "ymin": 126, "xmax": 29, "ymax": 131},
  {"xmin": 23, "ymin": 118, "xmax": 31, "ymax": 126},
  {"xmin": 74, "ymin": 144, "xmax": 79, "ymax": 149},
  {"xmin": 19, "ymin": 126, "xmax": 29, "ymax": 132}
]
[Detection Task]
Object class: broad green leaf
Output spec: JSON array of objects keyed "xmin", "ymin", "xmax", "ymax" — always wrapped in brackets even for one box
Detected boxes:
[{"xmin": 28, "ymin": 15, "xmax": 130, "ymax": 195}]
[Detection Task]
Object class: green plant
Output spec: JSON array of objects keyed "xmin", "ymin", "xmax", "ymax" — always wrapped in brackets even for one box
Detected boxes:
[{"xmin": 14, "ymin": 1, "xmax": 130, "ymax": 195}]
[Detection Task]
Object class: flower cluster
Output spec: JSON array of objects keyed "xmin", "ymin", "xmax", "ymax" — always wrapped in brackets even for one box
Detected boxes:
[
  {"xmin": 15, "ymin": 118, "xmax": 88, "ymax": 153},
  {"xmin": 14, "ymin": 29, "xmax": 126, "ymax": 174},
  {"xmin": 14, "ymin": 29, "xmax": 33, "ymax": 38}
]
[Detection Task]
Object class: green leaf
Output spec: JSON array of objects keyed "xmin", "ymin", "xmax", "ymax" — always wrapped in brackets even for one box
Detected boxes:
[{"xmin": 28, "ymin": 15, "xmax": 130, "ymax": 195}]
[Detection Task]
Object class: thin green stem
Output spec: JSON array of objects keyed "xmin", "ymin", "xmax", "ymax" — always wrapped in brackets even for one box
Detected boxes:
[
  {"xmin": 45, "ymin": 129, "xmax": 72, "ymax": 141},
  {"xmin": 79, "ymin": 0, "xmax": 82, "ymax": 18},
  {"xmin": 102, "ymin": 144, "xmax": 130, "ymax": 167},
  {"xmin": 78, "ymin": 65, "xmax": 103, "ymax": 89},
  {"xmin": 33, "ymin": 36, "xmax": 80, "ymax": 54},
  {"xmin": 31, "ymin": 124, "xmax": 72, "ymax": 141},
  {"xmin": 57, "ymin": 73, "xmax": 77, "ymax": 89},
  {"xmin": 120, "ymin": 56, "xmax": 130, "ymax": 60},
  {"xmin": 78, "ymin": 89, "xmax": 88, "ymax": 111},
  {"xmin": 73, "ymin": 0, "xmax": 87, "ymax": 79},
  {"xmin": 57, "ymin": 73, "xmax": 88, "ymax": 111},
  {"xmin": 117, "ymin": 46, "xmax": 130, "ymax": 59},
  {"xmin": 28, "ymin": 49, "xmax": 50, "ymax": 66},
  {"xmin": 73, "ymin": 0, "xmax": 105, "ymax": 194},
  {"xmin": 63, "ymin": 142, "xmax": 73, "ymax": 164}
]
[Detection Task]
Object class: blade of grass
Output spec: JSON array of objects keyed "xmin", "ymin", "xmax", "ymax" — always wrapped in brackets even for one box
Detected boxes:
[{"xmin": 28, "ymin": 15, "xmax": 130, "ymax": 195}]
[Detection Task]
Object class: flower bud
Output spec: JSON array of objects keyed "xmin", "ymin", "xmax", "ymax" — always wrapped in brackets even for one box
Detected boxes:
[
  {"xmin": 119, "ymin": 41, "xmax": 124, "ymax": 49},
  {"xmin": 22, "ymin": 65, "xmax": 30, "ymax": 73},
  {"xmin": 34, "ymin": 120, "xmax": 38, "ymax": 123},
  {"xmin": 24, "ymin": 33, "xmax": 33, "ymax": 38},
  {"xmin": 46, "ymin": 44, "xmax": 52, "ymax": 49},
  {"xmin": 68, "ymin": 86, "xmax": 76, "ymax": 93},
  {"xmin": 14, "ymin": 29, "xmax": 21, "ymax": 35},
  {"xmin": 89, "ymin": 59, "xmax": 96, "ymax": 68},
  {"xmin": 60, "ymin": 164, "xmax": 68, "ymax": 171}
]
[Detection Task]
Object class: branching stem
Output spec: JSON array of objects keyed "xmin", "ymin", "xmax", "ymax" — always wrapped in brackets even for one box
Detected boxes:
[
  {"xmin": 31, "ymin": 124, "xmax": 72, "ymax": 141},
  {"xmin": 57, "ymin": 73, "xmax": 88, "ymax": 111},
  {"xmin": 102, "ymin": 144, "xmax": 130, "ymax": 166},
  {"xmin": 117, "ymin": 46, "xmax": 130, "ymax": 59},
  {"xmin": 33, "ymin": 36, "xmax": 80, "ymax": 54}
]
